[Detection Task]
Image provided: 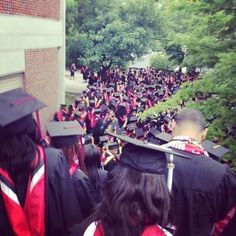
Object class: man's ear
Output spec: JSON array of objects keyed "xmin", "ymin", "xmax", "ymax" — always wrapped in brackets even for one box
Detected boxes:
[{"xmin": 201, "ymin": 128, "xmax": 208, "ymax": 141}]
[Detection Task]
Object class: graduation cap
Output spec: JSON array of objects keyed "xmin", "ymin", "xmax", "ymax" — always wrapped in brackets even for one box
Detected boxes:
[
  {"xmin": 158, "ymin": 90, "xmax": 164, "ymax": 96},
  {"xmin": 94, "ymin": 109, "xmax": 102, "ymax": 114},
  {"xmin": 136, "ymin": 128, "xmax": 144, "ymax": 139},
  {"xmin": 105, "ymin": 141, "xmax": 119, "ymax": 150},
  {"xmin": 107, "ymin": 87, "xmax": 114, "ymax": 93},
  {"xmin": 90, "ymin": 86, "xmax": 96, "ymax": 91},
  {"xmin": 106, "ymin": 131, "xmax": 190, "ymax": 189},
  {"xmin": 109, "ymin": 83, "xmax": 115, "ymax": 88},
  {"xmin": 123, "ymin": 95, "xmax": 129, "ymax": 101},
  {"xmin": 127, "ymin": 123, "xmax": 137, "ymax": 132},
  {"xmin": 46, "ymin": 121, "xmax": 85, "ymax": 148},
  {"xmin": 128, "ymin": 116, "xmax": 138, "ymax": 124},
  {"xmin": 109, "ymin": 99, "xmax": 118, "ymax": 109},
  {"xmin": 99, "ymin": 135, "xmax": 109, "ymax": 143},
  {"xmin": 100, "ymin": 104, "xmax": 109, "ymax": 113},
  {"xmin": 141, "ymin": 98, "xmax": 148, "ymax": 103},
  {"xmin": 114, "ymin": 92, "xmax": 120, "ymax": 98},
  {"xmin": 117, "ymin": 127, "xmax": 127, "ymax": 135},
  {"xmin": 202, "ymin": 140, "xmax": 229, "ymax": 160},
  {"xmin": 155, "ymin": 132, "xmax": 172, "ymax": 144},
  {"xmin": 89, "ymin": 100, "xmax": 95, "ymax": 105},
  {"xmin": 0, "ymin": 88, "xmax": 45, "ymax": 128},
  {"xmin": 75, "ymin": 96, "xmax": 82, "ymax": 102},
  {"xmin": 60, "ymin": 104, "xmax": 67, "ymax": 108}
]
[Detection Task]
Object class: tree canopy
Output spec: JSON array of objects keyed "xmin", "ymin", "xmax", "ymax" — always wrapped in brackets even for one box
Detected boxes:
[
  {"xmin": 140, "ymin": 0, "xmax": 236, "ymax": 169},
  {"xmin": 66, "ymin": 0, "xmax": 162, "ymax": 69},
  {"xmin": 66, "ymin": 0, "xmax": 236, "ymax": 169}
]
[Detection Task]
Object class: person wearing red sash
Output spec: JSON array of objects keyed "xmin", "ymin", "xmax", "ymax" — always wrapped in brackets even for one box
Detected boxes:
[
  {"xmin": 0, "ymin": 89, "xmax": 83, "ymax": 236},
  {"xmin": 162, "ymin": 109, "xmax": 236, "ymax": 236},
  {"xmin": 68, "ymin": 139, "xmax": 173, "ymax": 236}
]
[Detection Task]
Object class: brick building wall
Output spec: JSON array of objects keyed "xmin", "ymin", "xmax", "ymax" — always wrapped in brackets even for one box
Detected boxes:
[
  {"xmin": 0, "ymin": 0, "xmax": 65, "ymax": 128},
  {"xmin": 24, "ymin": 48, "xmax": 59, "ymax": 126},
  {"xmin": 0, "ymin": 0, "xmax": 60, "ymax": 20}
]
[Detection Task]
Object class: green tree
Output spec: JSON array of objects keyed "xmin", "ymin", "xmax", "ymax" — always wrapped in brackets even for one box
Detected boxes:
[
  {"xmin": 66, "ymin": 0, "xmax": 162, "ymax": 69},
  {"xmin": 141, "ymin": 0, "xmax": 236, "ymax": 169}
]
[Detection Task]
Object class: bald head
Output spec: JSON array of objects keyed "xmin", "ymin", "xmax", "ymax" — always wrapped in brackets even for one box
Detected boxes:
[{"xmin": 172, "ymin": 109, "xmax": 208, "ymax": 142}]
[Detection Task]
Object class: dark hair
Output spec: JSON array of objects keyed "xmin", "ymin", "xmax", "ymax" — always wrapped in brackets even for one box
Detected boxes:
[
  {"xmin": 80, "ymin": 165, "xmax": 171, "ymax": 236},
  {"xmin": 0, "ymin": 115, "xmax": 39, "ymax": 205},
  {"xmin": 62, "ymin": 141, "xmax": 86, "ymax": 172},
  {"xmin": 84, "ymin": 144, "xmax": 102, "ymax": 191}
]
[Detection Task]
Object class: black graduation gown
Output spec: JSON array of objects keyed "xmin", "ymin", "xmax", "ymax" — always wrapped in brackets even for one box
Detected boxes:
[
  {"xmin": 0, "ymin": 147, "xmax": 83, "ymax": 236},
  {"xmin": 72, "ymin": 169, "xmax": 107, "ymax": 218},
  {"xmin": 172, "ymin": 151, "xmax": 236, "ymax": 236}
]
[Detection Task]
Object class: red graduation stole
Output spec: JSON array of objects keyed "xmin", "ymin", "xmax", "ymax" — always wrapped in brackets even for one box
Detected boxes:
[{"xmin": 0, "ymin": 146, "xmax": 45, "ymax": 236}]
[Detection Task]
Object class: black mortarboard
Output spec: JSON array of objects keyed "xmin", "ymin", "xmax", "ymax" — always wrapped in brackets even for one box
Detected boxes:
[
  {"xmin": 127, "ymin": 123, "xmax": 137, "ymax": 131},
  {"xmin": 60, "ymin": 104, "xmax": 67, "ymax": 108},
  {"xmin": 109, "ymin": 83, "xmax": 115, "ymax": 88},
  {"xmin": 155, "ymin": 132, "xmax": 172, "ymax": 144},
  {"xmin": 94, "ymin": 109, "xmax": 102, "ymax": 114},
  {"xmin": 114, "ymin": 92, "xmax": 120, "ymax": 98},
  {"xmin": 75, "ymin": 96, "xmax": 82, "ymax": 102},
  {"xmin": 90, "ymin": 86, "xmax": 96, "ymax": 91},
  {"xmin": 0, "ymin": 88, "xmax": 45, "ymax": 127},
  {"xmin": 109, "ymin": 99, "xmax": 118, "ymax": 109},
  {"xmin": 202, "ymin": 140, "xmax": 229, "ymax": 160},
  {"xmin": 107, "ymin": 87, "xmax": 114, "ymax": 93},
  {"xmin": 136, "ymin": 128, "xmax": 144, "ymax": 139},
  {"xmin": 99, "ymin": 135, "xmax": 109, "ymax": 143},
  {"xmin": 128, "ymin": 116, "xmax": 138, "ymax": 124},
  {"xmin": 89, "ymin": 100, "xmax": 95, "ymax": 104},
  {"xmin": 123, "ymin": 95, "xmax": 129, "ymax": 101},
  {"xmin": 141, "ymin": 98, "xmax": 148, "ymax": 103},
  {"xmin": 106, "ymin": 131, "xmax": 192, "ymax": 172},
  {"xmin": 106, "ymin": 132, "xmax": 189, "ymax": 174},
  {"xmin": 117, "ymin": 127, "xmax": 127, "ymax": 135},
  {"xmin": 46, "ymin": 121, "xmax": 85, "ymax": 148},
  {"xmin": 106, "ymin": 142, "xmax": 119, "ymax": 150},
  {"xmin": 149, "ymin": 94, "xmax": 156, "ymax": 101},
  {"xmin": 158, "ymin": 90, "xmax": 164, "ymax": 96},
  {"xmin": 100, "ymin": 104, "xmax": 109, "ymax": 113},
  {"xmin": 148, "ymin": 127, "xmax": 160, "ymax": 137}
]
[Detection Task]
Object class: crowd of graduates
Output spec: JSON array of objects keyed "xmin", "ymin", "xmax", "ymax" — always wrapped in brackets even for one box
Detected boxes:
[
  {"xmin": 0, "ymin": 67, "xmax": 235, "ymax": 236},
  {"xmin": 55, "ymin": 67, "xmax": 199, "ymax": 142}
]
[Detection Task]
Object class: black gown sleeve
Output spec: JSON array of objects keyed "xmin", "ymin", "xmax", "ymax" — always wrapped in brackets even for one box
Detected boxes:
[{"xmin": 45, "ymin": 148, "xmax": 84, "ymax": 236}]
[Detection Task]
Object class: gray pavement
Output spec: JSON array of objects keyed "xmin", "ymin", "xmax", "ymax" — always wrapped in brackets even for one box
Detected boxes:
[{"xmin": 65, "ymin": 71, "xmax": 88, "ymax": 94}]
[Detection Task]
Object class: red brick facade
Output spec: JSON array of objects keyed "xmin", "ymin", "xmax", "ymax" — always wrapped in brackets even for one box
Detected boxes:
[
  {"xmin": 24, "ymin": 48, "xmax": 59, "ymax": 127},
  {"xmin": 0, "ymin": 0, "xmax": 60, "ymax": 20}
]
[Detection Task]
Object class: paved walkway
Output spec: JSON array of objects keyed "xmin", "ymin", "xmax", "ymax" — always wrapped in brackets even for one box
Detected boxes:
[{"xmin": 65, "ymin": 71, "xmax": 87, "ymax": 94}]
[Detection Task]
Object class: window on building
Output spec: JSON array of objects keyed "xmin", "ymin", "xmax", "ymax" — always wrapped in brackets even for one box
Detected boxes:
[{"xmin": 0, "ymin": 72, "xmax": 24, "ymax": 93}]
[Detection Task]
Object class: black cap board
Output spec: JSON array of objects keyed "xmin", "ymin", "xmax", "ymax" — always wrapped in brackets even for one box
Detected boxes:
[
  {"xmin": 0, "ymin": 88, "xmax": 46, "ymax": 127},
  {"xmin": 99, "ymin": 135, "xmax": 109, "ymax": 143},
  {"xmin": 136, "ymin": 128, "xmax": 144, "ymax": 139},
  {"xmin": 202, "ymin": 140, "xmax": 229, "ymax": 159},
  {"xmin": 155, "ymin": 132, "xmax": 172, "ymax": 144},
  {"xmin": 106, "ymin": 131, "xmax": 191, "ymax": 158},
  {"xmin": 46, "ymin": 121, "xmax": 85, "ymax": 148},
  {"xmin": 106, "ymin": 131, "xmax": 191, "ymax": 174}
]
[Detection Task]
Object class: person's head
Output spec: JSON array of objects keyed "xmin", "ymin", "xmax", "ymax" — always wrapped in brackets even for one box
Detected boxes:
[
  {"xmin": 84, "ymin": 144, "xmax": 101, "ymax": 170},
  {"xmin": 0, "ymin": 89, "xmax": 45, "ymax": 181},
  {"xmin": 95, "ymin": 165, "xmax": 170, "ymax": 236},
  {"xmin": 172, "ymin": 108, "xmax": 208, "ymax": 143}
]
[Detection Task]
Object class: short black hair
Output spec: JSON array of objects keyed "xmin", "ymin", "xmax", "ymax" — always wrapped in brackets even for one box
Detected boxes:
[{"xmin": 174, "ymin": 109, "xmax": 207, "ymax": 130}]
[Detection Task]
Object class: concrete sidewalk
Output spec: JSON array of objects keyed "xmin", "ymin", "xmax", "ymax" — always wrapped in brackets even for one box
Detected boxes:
[{"xmin": 65, "ymin": 71, "xmax": 88, "ymax": 94}]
